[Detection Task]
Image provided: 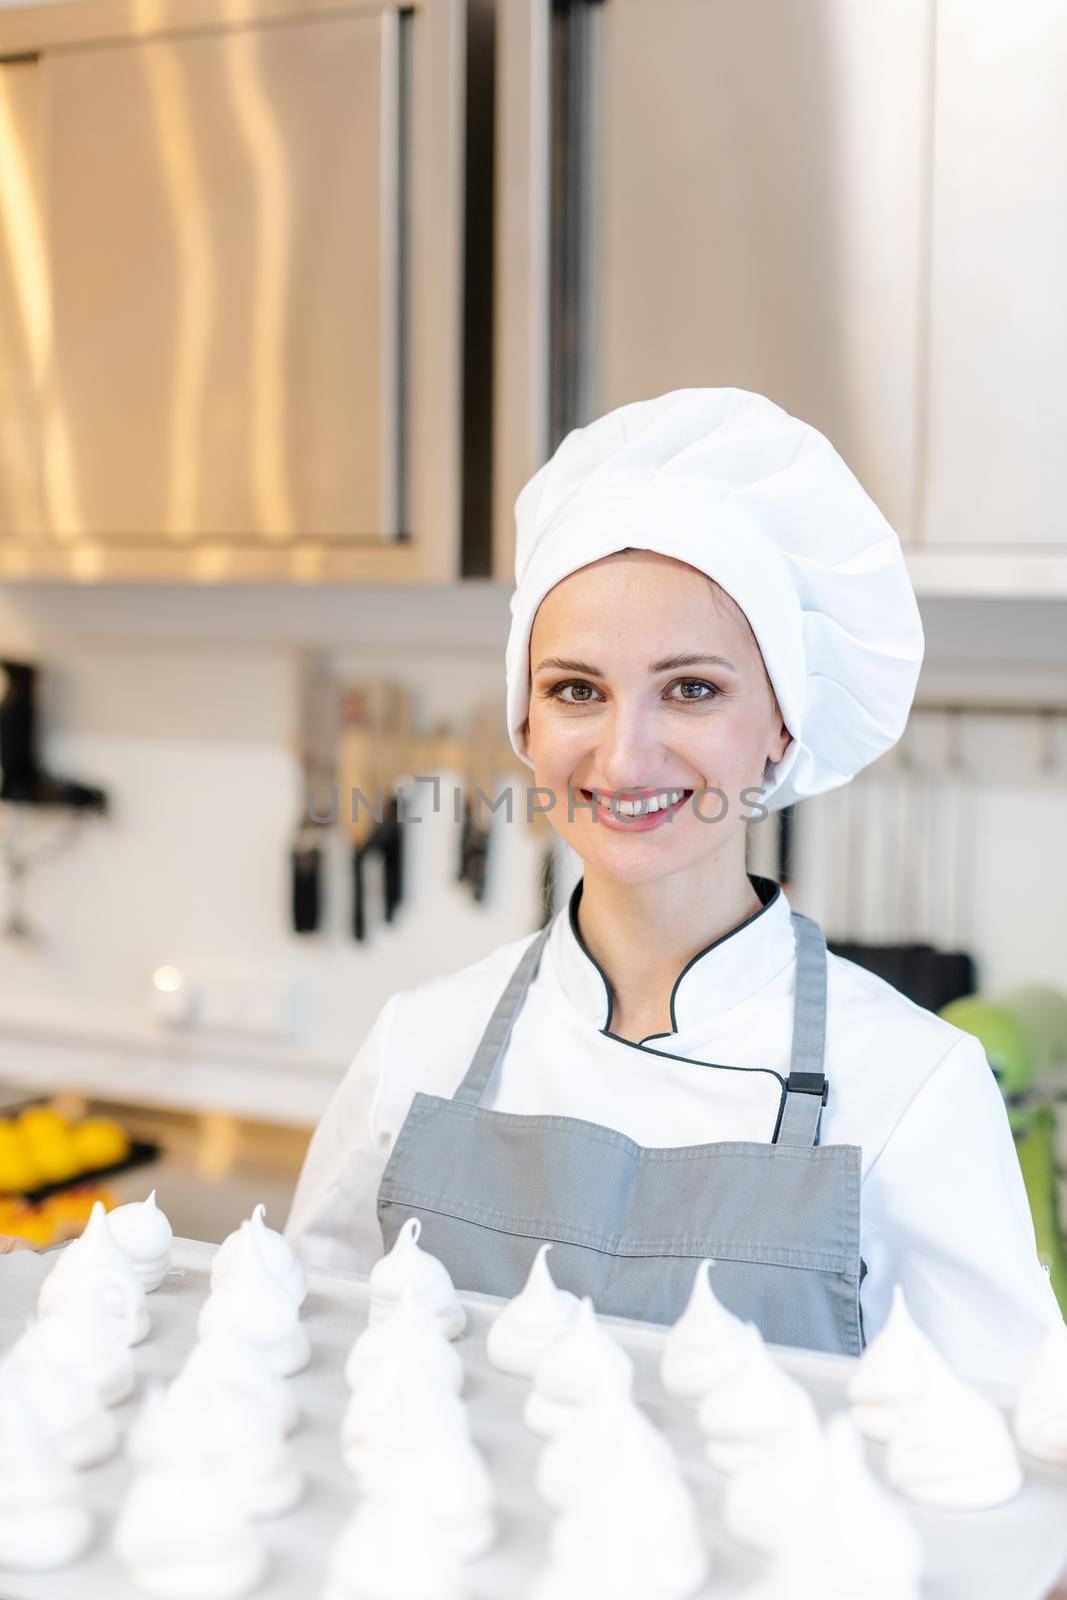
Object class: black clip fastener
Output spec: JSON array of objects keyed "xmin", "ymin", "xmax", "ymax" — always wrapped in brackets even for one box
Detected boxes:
[{"xmin": 786, "ymin": 1071, "xmax": 829, "ymax": 1105}]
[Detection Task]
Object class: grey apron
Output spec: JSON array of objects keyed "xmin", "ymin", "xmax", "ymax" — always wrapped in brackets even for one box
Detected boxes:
[{"xmin": 377, "ymin": 909, "xmax": 863, "ymax": 1356}]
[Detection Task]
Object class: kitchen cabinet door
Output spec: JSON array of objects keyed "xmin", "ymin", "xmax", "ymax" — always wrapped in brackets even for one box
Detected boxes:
[
  {"xmin": 921, "ymin": 0, "xmax": 1067, "ymax": 555},
  {"xmin": 494, "ymin": 0, "xmax": 931, "ymax": 577},
  {"xmin": 0, "ymin": 0, "xmax": 468, "ymax": 582}
]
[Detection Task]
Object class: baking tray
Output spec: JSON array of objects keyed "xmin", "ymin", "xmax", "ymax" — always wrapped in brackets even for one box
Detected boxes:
[
  {"xmin": 1, "ymin": 1238, "xmax": 1066, "ymax": 1600},
  {"xmin": 18, "ymin": 1142, "xmax": 161, "ymax": 1206}
]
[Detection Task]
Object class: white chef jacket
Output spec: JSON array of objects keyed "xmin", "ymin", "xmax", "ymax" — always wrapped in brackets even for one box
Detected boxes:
[{"xmin": 285, "ymin": 875, "xmax": 1063, "ymax": 1384}]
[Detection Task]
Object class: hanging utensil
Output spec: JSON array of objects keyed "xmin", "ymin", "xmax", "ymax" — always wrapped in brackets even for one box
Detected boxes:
[
  {"xmin": 456, "ymin": 703, "xmax": 498, "ymax": 904},
  {"xmin": 340, "ymin": 680, "xmax": 384, "ymax": 943},
  {"xmin": 289, "ymin": 651, "xmax": 336, "ymax": 936}
]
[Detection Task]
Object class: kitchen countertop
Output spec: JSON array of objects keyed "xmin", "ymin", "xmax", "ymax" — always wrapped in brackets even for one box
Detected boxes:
[{"xmin": 0, "ymin": 1004, "xmax": 344, "ymax": 1128}]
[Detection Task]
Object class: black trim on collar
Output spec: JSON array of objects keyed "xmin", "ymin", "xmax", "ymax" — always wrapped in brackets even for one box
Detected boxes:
[{"xmin": 567, "ymin": 873, "xmax": 783, "ymax": 1041}]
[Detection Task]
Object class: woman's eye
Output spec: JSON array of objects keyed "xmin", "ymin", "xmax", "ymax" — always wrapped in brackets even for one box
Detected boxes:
[
  {"xmin": 669, "ymin": 679, "xmax": 719, "ymax": 702},
  {"xmin": 548, "ymin": 681, "xmax": 600, "ymax": 704}
]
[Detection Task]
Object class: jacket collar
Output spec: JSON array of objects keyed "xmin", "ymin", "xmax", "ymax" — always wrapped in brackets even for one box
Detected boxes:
[{"xmin": 547, "ymin": 872, "xmax": 794, "ymax": 1041}]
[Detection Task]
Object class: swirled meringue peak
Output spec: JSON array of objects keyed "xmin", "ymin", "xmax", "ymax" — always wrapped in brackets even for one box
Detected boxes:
[
  {"xmin": 660, "ymin": 1258, "xmax": 751, "ymax": 1403},
  {"xmin": 721, "ymin": 1412, "xmax": 829, "ymax": 1554},
  {"xmin": 810, "ymin": 1415, "xmax": 922, "ymax": 1600},
  {"xmin": 525, "ymin": 1296, "xmax": 634, "ymax": 1438},
  {"xmin": 341, "ymin": 1361, "xmax": 470, "ymax": 1475},
  {"xmin": 740, "ymin": 1416, "xmax": 922, "ymax": 1600},
  {"xmin": 0, "ymin": 1380, "xmax": 93, "ymax": 1572},
  {"xmin": 1015, "ymin": 1320, "xmax": 1067, "ymax": 1464},
  {"xmin": 322, "ymin": 1496, "xmax": 465, "ymax": 1600},
  {"xmin": 341, "ymin": 1365, "xmax": 494, "ymax": 1559},
  {"xmin": 113, "ymin": 1464, "xmax": 268, "ymax": 1599},
  {"xmin": 178, "ymin": 1328, "xmax": 299, "ymax": 1437},
  {"xmin": 106, "ymin": 1191, "xmax": 173, "ymax": 1292},
  {"xmin": 544, "ymin": 1451, "xmax": 708, "ymax": 1600},
  {"xmin": 38, "ymin": 1201, "xmax": 150, "ymax": 1346},
  {"xmin": 885, "ymin": 1364, "xmax": 1022, "ymax": 1511},
  {"xmin": 537, "ymin": 1386, "xmax": 676, "ymax": 1512},
  {"xmin": 211, "ymin": 1204, "xmax": 306, "ymax": 1309},
  {"xmin": 486, "ymin": 1243, "xmax": 580, "ymax": 1378},
  {"xmin": 345, "ymin": 1281, "xmax": 463, "ymax": 1396},
  {"xmin": 847, "ymin": 1284, "xmax": 949, "ymax": 1443},
  {"xmin": 0, "ymin": 1343, "xmax": 118, "ymax": 1469},
  {"xmin": 127, "ymin": 1379, "xmax": 302, "ymax": 1520},
  {"xmin": 368, "ymin": 1217, "xmax": 466, "ymax": 1339},
  {"xmin": 698, "ymin": 1327, "xmax": 819, "ymax": 1475},
  {"xmin": 14, "ymin": 1288, "xmax": 134, "ymax": 1407},
  {"xmin": 198, "ymin": 1215, "xmax": 310, "ymax": 1376}
]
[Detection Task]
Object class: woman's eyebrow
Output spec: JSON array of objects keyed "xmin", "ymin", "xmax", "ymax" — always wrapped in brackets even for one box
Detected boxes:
[{"xmin": 533, "ymin": 652, "xmax": 738, "ymax": 675}]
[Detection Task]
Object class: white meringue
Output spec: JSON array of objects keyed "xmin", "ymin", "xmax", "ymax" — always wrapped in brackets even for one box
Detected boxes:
[
  {"xmin": 107, "ymin": 1190, "xmax": 173, "ymax": 1292},
  {"xmin": 113, "ymin": 1465, "xmax": 268, "ymax": 1598},
  {"xmin": 178, "ymin": 1329, "xmax": 299, "ymax": 1437},
  {"xmin": 0, "ymin": 1381, "xmax": 93, "ymax": 1572},
  {"xmin": 537, "ymin": 1387, "xmax": 676, "ymax": 1511},
  {"xmin": 341, "ymin": 1365, "xmax": 494, "ymax": 1560},
  {"xmin": 211, "ymin": 1203, "xmax": 307, "ymax": 1309},
  {"xmin": 0, "ymin": 1346, "xmax": 118, "ymax": 1470},
  {"xmin": 16, "ymin": 1286, "xmax": 135, "ymax": 1406},
  {"xmin": 847, "ymin": 1284, "xmax": 948, "ymax": 1443},
  {"xmin": 726, "ymin": 1412, "xmax": 923, "ymax": 1600},
  {"xmin": 486, "ymin": 1242, "xmax": 580, "ymax": 1378},
  {"xmin": 737, "ymin": 1552, "xmax": 824, "ymax": 1600},
  {"xmin": 800, "ymin": 1415, "xmax": 923, "ymax": 1600},
  {"xmin": 345, "ymin": 1281, "xmax": 463, "ymax": 1397},
  {"xmin": 37, "ymin": 1200, "xmax": 150, "ymax": 1346},
  {"xmin": 721, "ymin": 1413, "xmax": 829, "ymax": 1554},
  {"xmin": 547, "ymin": 1457, "xmax": 708, "ymax": 1600},
  {"xmin": 698, "ymin": 1327, "xmax": 820, "ymax": 1475},
  {"xmin": 525, "ymin": 1296, "xmax": 634, "ymax": 1438},
  {"xmin": 198, "ymin": 1215, "xmax": 310, "ymax": 1377},
  {"xmin": 369, "ymin": 1216, "xmax": 466, "ymax": 1340},
  {"xmin": 660, "ymin": 1258, "xmax": 751, "ymax": 1403},
  {"xmin": 341, "ymin": 1361, "xmax": 470, "ymax": 1460},
  {"xmin": 530, "ymin": 1561, "xmax": 651, "ymax": 1600},
  {"xmin": 885, "ymin": 1364, "xmax": 1022, "ymax": 1511},
  {"xmin": 321, "ymin": 1496, "xmax": 465, "ymax": 1600},
  {"xmin": 1015, "ymin": 1319, "xmax": 1067, "ymax": 1464},
  {"xmin": 127, "ymin": 1380, "xmax": 303, "ymax": 1520}
]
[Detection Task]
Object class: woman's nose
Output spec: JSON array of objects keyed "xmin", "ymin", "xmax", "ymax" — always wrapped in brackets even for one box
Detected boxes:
[{"xmin": 595, "ymin": 702, "xmax": 662, "ymax": 787}]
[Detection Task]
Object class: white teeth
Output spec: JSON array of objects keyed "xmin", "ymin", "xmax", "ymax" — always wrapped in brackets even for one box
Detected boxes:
[{"xmin": 594, "ymin": 789, "xmax": 686, "ymax": 818}]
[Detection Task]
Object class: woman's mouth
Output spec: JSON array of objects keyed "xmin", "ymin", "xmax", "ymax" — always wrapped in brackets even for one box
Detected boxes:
[{"xmin": 577, "ymin": 788, "xmax": 693, "ymax": 832}]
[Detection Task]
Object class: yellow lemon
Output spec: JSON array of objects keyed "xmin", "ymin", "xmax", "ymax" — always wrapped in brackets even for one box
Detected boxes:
[
  {"xmin": 28, "ymin": 1126, "xmax": 81, "ymax": 1184},
  {"xmin": 0, "ymin": 1123, "xmax": 40, "ymax": 1193},
  {"xmin": 17, "ymin": 1105, "xmax": 69, "ymax": 1143},
  {"xmin": 71, "ymin": 1118, "xmax": 130, "ymax": 1171}
]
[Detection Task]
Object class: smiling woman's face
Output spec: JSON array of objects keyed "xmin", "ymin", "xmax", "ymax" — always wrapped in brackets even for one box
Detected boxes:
[{"xmin": 524, "ymin": 549, "xmax": 791, "ymax": 886}]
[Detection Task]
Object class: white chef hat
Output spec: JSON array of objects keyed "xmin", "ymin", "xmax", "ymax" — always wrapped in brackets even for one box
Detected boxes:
[{"xmin": 505, "ymin": 387, "xmax": 924, "ymax": 811}]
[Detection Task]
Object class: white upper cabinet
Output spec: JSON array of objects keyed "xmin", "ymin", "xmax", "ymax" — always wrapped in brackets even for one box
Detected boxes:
[
  {"xmin": 494, "ymin": 0, "xmax": 932, "ymax": 577},
  {"xmin": 593, "ymin": 0, "xmax": 930, "ymax": 548},
  {"xmin": 495, "ymin": 0, "xmax": 1067, "ymax": 594},
  {"xmin": 0, "ymin": 0, "xmax": 471, "ymax": 582},
  {"xmin": 920, "ymin": 0, "xmax": 1067, "ymax": 554}
]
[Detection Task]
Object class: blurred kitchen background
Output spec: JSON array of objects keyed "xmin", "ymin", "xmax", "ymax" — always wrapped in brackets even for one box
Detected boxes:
[{"xmin": 1, "ymin": 0, "xmax": 1066, "ymax": 1274}]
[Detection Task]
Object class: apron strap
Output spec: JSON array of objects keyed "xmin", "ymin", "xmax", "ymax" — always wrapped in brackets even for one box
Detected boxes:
[
  {"xmin": 773, "ymin": 911, "xmax": 829, "ymax": 1148},
  {"xmin": 452, "ymin": 923, "xmax": 553, "ymax": 1106}
]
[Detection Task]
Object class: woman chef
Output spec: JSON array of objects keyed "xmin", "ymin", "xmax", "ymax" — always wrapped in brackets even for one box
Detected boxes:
[{"xmin": 286, "ymin": 388, "xmax": 1062, "ymax": 1384}]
